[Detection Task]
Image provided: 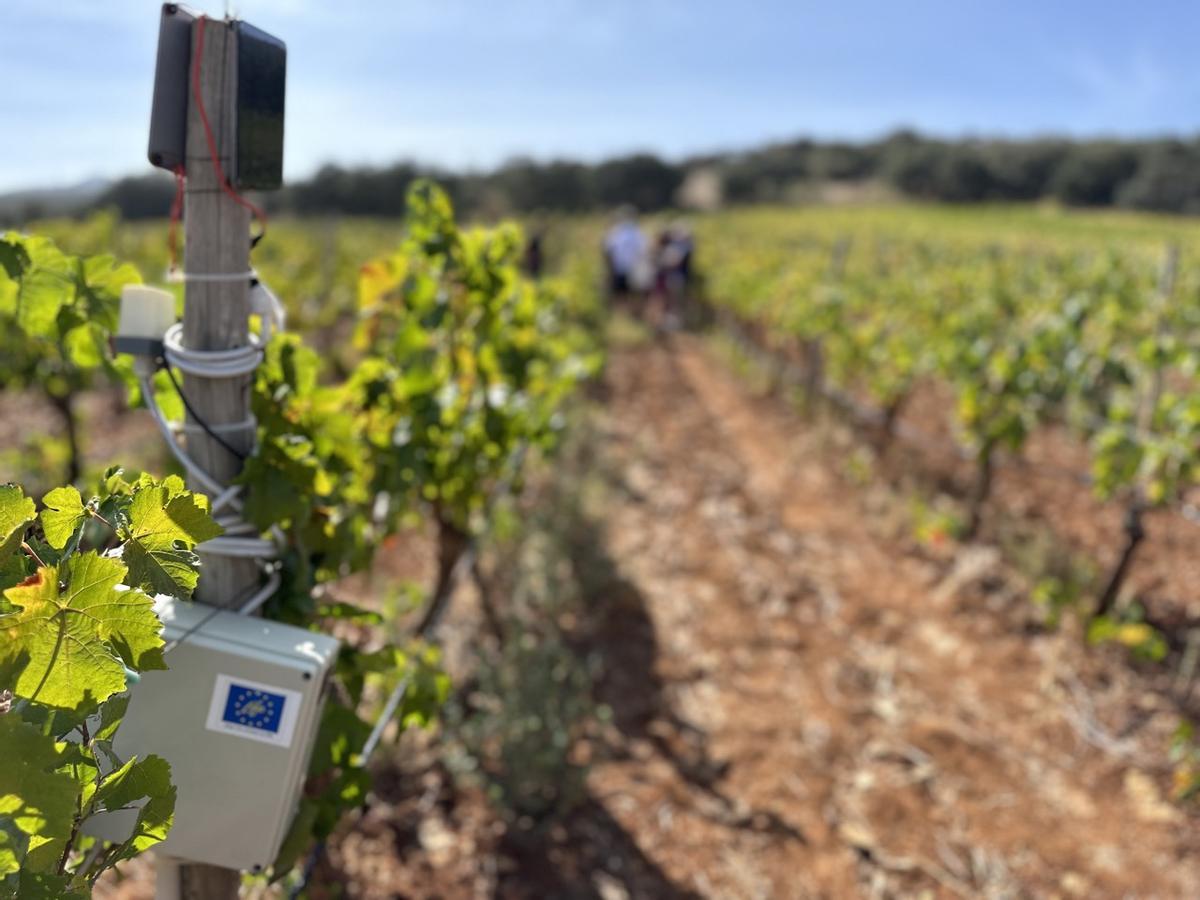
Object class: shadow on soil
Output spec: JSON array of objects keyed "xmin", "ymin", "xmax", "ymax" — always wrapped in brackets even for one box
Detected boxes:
[
  {"xmin": 481, "ymin": 435, "xmax": 804, "ymax": 897},
  {"xmin": 564, "ymin": 481, "xmax": 805, "ymax": 844}
]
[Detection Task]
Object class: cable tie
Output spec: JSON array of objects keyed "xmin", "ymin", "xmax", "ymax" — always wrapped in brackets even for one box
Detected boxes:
[
  {"xmin": 180, "ymin": 417, "xmax": 258, "ymax": 435},
  {"xmin": 167, "ymin": 269, "xmax": 257, "ymax": 283}
]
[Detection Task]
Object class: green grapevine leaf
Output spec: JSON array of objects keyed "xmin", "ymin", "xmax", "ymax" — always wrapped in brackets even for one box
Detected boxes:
[
  {"xmin": 0, "ymin": 832, "xmax": 16, "ymax": 884},
  {"xmin": 12, "ymin": 871, "xmax": 89, "ymax": 900},
  {"xmin": 77, "ymin": 254, "xmax": 140, "ymax": 332},
  {"xmin": 0, "ymin": 716, "xmax": 76, "ymax": 875},
  {"xmin": 238, "ymin": 435, "xmax": 318, "ymax": 528},
  {"xmin": 0, "ymin": 553, "xmax": 165, "ymax": 710},
  {"xmin": 0, "ymin": 238, "xmax": 28, "ymax": 279},
  {"xmin": 94, "ymin": 754, "xmax": 159, "ymax": 811},
  {"xmin": 93, "ymin": 693, "xmax": 130, "ymax": 744},
  {"xmin": 121, "ymin": 480, "xmax": 222, "ymax": 600},
  {"xmin": 39, "ymin": 486, "xmax": 85, "ymax": 551},
  {"xmin": 62, "ymin": 322, "xmax": 108, "ymax": 369},
  {"xmin": 96, "ymin": 755, "xmax": 175, "ymax": 864},
  {"xmin": 0, "ymin": 274, "xmax": 16, "ymax": 319},
  {"xmin": 15, "ymin": 266, "xmax": 73, "ymax": 339},
  {"xmin": 0, "ymin": 485, "xmax": 35, "ymax": 567}
]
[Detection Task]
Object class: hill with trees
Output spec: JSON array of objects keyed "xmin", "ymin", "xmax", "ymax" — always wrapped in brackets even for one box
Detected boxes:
[{"xmin": 6, "ymin": 131, "xmax": 1200, "ymax": 225}]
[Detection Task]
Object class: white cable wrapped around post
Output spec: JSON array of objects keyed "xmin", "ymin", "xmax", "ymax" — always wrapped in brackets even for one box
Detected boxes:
[
  {"xmin": 163, "ymin": 321, "xmax": 264, "ymax": 378},
  {"xmin": 121, "ymin": 281, "xmax": 284, "ymax": 605}
]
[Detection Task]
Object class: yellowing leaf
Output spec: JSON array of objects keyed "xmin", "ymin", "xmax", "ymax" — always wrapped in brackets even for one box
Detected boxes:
[
  {"xmin": 1115, "ymin": 622, "xmax": 1155, "ymax": 648},
  {"xmin": 0, "ymin": 553, "xmax": 164, "ymax": 710}
]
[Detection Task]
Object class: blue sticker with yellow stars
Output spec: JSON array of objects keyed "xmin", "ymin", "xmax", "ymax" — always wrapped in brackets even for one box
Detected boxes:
[
  {"xmin": 206, "ymin": 674, "xmax": 302, "ymax": 746},
  {"xmin": 222, "ymin": 683, "xmax": 286, "ymax": 733}
]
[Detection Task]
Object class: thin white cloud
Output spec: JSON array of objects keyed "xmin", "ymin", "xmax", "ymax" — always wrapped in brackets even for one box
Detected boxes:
[{"xmin": 1060, "ymin": 46, "xmax": 1172, "ymax": 113}]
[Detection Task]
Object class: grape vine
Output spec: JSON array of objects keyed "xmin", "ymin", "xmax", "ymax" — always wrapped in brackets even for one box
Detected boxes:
[
  {"xmin": 1, "ymin": 180, "xmax": 600, "ymax": 891},
  {"xmin": 695, "ymin": 207, "xmax": 1200, "ymax": 797},
  {"xmin": 0, "ymin": 473, "xmax": 217, "ymax": 898}
]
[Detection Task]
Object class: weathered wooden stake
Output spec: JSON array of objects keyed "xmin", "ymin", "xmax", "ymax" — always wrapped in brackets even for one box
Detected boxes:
[{"xmin": 162, "ymin": 16, "xmax": 259, "ymax": 900}]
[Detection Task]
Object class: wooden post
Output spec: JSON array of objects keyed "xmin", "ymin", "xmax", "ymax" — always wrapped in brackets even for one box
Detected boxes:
[{"xmin": 166, "ymin": 16, "xmax": 259, "ymax": 900}]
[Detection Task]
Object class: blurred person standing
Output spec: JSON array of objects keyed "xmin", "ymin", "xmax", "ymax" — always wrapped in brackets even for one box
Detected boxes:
[
  {"xmin": 653, "ymin": 221, "xmax": 695, "ymax": 331},
  {"xmin": 671, "ymin": 220, "xmax": 694, "ymax": 296},
  {"xmin": 523, "ymin": 227, "xmax": 545, "ymax": 279},
  {"xmin": 651, "ymin": 228, "xmax": 675, "ymax": 329},
  {"xmin": 604, "ymin": 205, "xmax": 647, "ymax": 307}
]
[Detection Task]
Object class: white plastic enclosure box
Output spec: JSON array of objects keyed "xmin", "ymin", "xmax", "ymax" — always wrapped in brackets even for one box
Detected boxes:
[{"xmin": 85, "ymin": 598, "xmax": 339, "ymax": 872}]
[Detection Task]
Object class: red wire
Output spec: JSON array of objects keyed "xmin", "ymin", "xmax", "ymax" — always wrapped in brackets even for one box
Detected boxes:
[{"xmin": 192, "ymin": 15, "xmax": 267, "ymax": 232}]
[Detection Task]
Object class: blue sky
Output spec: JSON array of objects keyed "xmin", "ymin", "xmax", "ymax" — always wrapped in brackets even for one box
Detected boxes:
[{"xmin": 2, "ymin": 0, "xmax": 1199, "ymax": 191}]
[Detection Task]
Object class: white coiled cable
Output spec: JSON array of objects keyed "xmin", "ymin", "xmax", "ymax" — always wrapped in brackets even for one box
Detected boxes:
[
  {"xmin": 140, "ymin": 277, "xmax": 288, "ymax": 615},
  {"xmin": 163, "ymin": 322, "xmax": 265, "ymax": 378}
]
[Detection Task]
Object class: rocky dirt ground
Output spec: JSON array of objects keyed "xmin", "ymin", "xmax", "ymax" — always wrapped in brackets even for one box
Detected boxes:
[{"xmin": 100, "ymin": 331, "xmax": 1200, "ymax": 899}]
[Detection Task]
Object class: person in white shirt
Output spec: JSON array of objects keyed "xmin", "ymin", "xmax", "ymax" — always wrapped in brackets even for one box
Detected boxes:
[{"xmin": 603, "ymin": 206, "xmax": 647, "ymax": 301}]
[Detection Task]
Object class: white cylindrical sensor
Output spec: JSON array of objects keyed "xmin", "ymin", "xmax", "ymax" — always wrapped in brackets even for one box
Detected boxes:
[{"xmin": 115, "ymin": 285, "xmax": 176, "ymax": 357}]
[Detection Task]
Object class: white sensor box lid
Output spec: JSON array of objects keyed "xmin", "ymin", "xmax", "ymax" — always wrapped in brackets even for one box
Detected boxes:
[{"xmin": 85, "ymin": 598, "xmax": 339, "ymax": 872}]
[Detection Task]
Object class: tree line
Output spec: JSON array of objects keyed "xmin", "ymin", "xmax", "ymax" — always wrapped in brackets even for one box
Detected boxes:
[{"xmin": 8, "ymin": 130, "xmax": 1200, "ymax": 224}]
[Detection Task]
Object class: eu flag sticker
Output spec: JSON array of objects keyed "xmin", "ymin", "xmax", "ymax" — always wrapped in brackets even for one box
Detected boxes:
[
  {"xmin": 205, "ymin": 674, "xmax": 302, "ymax": 747},
  {"xmin": 222, "ymin": 684, "xmax": 285, "ymax": 733}
]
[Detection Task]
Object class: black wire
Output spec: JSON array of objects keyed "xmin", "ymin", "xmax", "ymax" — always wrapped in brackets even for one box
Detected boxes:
[
  {"xmin": 288, "ymin": 839, "xmax": 327, "ymax": 900},
  {"xmin": 159, "ymin": 361, "xmax": 250, "ymax": 462},
  {"xmin": 160, "ymin": 578, "xmax": 264, "ymax": 656}
]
